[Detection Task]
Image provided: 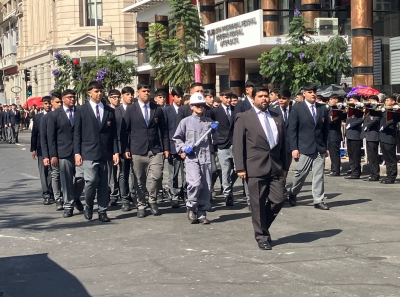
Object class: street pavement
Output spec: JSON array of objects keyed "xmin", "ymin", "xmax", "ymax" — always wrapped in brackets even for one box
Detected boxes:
[{"xmin": 1, "ymin": 131, "xmax": 400, "ymax": 297}]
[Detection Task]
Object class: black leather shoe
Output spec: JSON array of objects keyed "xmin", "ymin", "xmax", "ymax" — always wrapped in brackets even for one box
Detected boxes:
[
  {"xmin": 380, "ymin": 178, "xmax": 395, "ymax": 184},
  {"xmin": 109, "ymin": 198, "xmax": 118, "ymax": 206},
  {"xmin": 258, "ymin": 240, "xmax": 272, "ymax": 250},
  {"xmin": 149, "ymin": 203, "xmax": 159, "ymax": 215},
  {"xmin": 121, "ymin": 202, "xmax": 130, "ymax": 212},
  {"xmin": 346, "ymin": 170, "xmax": 352, "ymax": 175},
  {"xmin": 187, "ymin": 209, "xmax": 199, "ymax": 224},
  {"xmin": 84, "ymin": 206, "xmax": 93, "ymax": 220},
  {"xmin": 137, "ymin": 208, "xmax": 146, "ymax": 218},
  {"xmin": 344, "ymin": 175, "xmax": 360, "ymax": 179},
  {"xmin": 288, "ymin": 192, "xmax": 297, "ymax": 206},
  {"xmin": 43, "ymin": 198, "xmax": 50, "ymax": 205},
  {"xmin": 199, "ymin": 217, "xmax": 210, "ymax": 224},
  {"xmin": 98, "ymin": 213, "xmax": 111, "ymax": 222},
  {"xmin": 74, "ymin": 199, "xmax": 84, "ymax": 211},
  {"xmin": 363, "ymin": 176, "xmax": 379, "ymax": 182},
  {"xmin": 55, "ymin": 199, "xmax": 64, "ymax": 211},
  {"xmin": 225, "ymin": 196, "xmax": 234, "ymax": 206},
  {"xmin": 314, "ymin": 202, "xmax": 330, "ymax": 210},
  {"xmin": 171, "ymin": 200, "xmax": 180, "ymax": 208},
  {"xmin": 266, "ymin": 230, "xmax": 272, "ymax": 243},
  {"xmin": 48, "ymin": 197, "xmax": 55, "ymax": 204},
  {"xmin": 326, "ymin": 172, "xmax": 340, "ymax": 176},
  {"xmin": 63, "ymin": 208, "xmax": 73, "ymax": 218}
]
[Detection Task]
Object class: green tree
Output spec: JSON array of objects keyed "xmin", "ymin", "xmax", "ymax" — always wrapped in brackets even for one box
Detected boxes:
[
  {"xmin": 258, "ymin": 9, "xmax": 352, "ymax": 94},
  {"xmin": 146, "ymin": 0, "xmax": 205, "ymax": 92},
  {"xmin": 52, "ymin": 52, "xmax": 136, "ymax": 98}
]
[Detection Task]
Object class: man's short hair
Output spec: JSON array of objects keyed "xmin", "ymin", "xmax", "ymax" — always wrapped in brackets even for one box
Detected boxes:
[
  {"xmin": 231, "ymin": 93, "xmax": 238, "ymax": 99},
  {"xmin": 87, "ymin": 81, "xmax": 104, "ymax": 91},
  {"xmin": 137, "ymin": 82, "xmax": 151, "ymax": 90},
  {"xmin": 251, "ymin": 86, "xmax": 269, "ymax": 98},
  {"xmin": 386, "ymin": 96, "xmax": 397, "ymax": 102},
  {"xmin": 154, "ymin": 89, "xmax": 167, "ymax": 97},
  {"xmin": 220, "ymin": 89, "xmax": 232, "ymax": 97},
  {"xmin": 42, "ymin": 96, "xmax": 52, "ymax": 103},
  {"xmin": 349, "ymin": 94, "xmax": 361, "ymax": 101},
  {"xmin": 121, "ymin": 86, "xmax": 134, "ymax": 95},
  {"xmin": 279, "ymin": 89, "xmax": 291, "ymax": 99},
  {"xmin": 108, "ymin": 89, "xmax": 121, "ymax": 97},
  {"xmin": 369, "ymin": 95, "xmax": 379, "ymax": 101},
  {"xmin": 52, "ymin": 92, "xmax": 61, "ymax": 100},
  {"xmin": 214, "ymin": 96, "xmax": 221, "ymax": 103},
  {"xmin": 245, "ymin": 80, "xmax": 256, "ymax": 88},
  {"xmin": 61, "ymin": 89, "xmax": 76, "ymax": 97},
  {"xmin": 171, "ymin": 86, "xmax": 184, "ymax": 97},
  {"xmin": 329, "ymin": 95, "xmax": 342, "ymax": 101},
  {"xmin": 190, "ymin": 82, "xmax": 203, "ymax": 89},
  {"xmin": 203, "ymin": 89, "xmax": 214, "ymax": 97},
  {"xmin": 303, "ymin": 82, "xmax": 318, "ymax": 92},
  {"xmin": 296, "ymin": 92, "xmax": 304, "ymax": 97},
  {"xmin": 183, "ymin": 94, "xmax": 191, "ymax": 102},
  {"xmin": 270, "ymin": 88, "xmax": 280, "ymax": 94}
]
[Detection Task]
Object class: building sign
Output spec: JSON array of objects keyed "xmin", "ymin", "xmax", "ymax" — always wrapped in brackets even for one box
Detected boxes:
[{"xmin": 205, "ymin": 9, "xmax": 263, "ymax": 55}]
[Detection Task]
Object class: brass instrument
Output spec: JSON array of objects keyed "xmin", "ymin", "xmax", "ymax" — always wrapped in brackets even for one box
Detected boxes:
[
  {"xmin": 326, "ymin": 103, "xmax": 346, "ymax": 121},
  {"xmin": 381, "ymin": 105, "xmax": 400, "ymax": 122},
  {"xmin": 343, "ymin": 100, "xmax": 364, "ymax": 118},
  {"xmin": 362, "ymin": 102, "xmax": 384, "ymax": 118}
]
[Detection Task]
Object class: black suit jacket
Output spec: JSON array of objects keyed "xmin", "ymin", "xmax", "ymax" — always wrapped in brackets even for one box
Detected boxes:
[
  {"xmin": 47, "ymin": 107, "xmax": 75, "ymax": 159},
  {"xmin": 40, "ymin": 112, "xmax": 52, "ymax": 159},
  {"xmin": 270, "ymin": 104, "xmax": 291, "ymax": 152},
  {"xmin": 233, "ymin": 108, "xmax": 288, "ymax": 181},
  {"xmin": 328, "ymin": 108, "xmax": 346, "ymax": 143},
  {"xmin": 288, "ymin": 101, "xmax": 329, "ymax": 155},
  {"xmin": 74, "ymin": 102, "xmax": 118, "ymax": 161},
  {"xmin": 211, "ymin": 104, "xmax": 235, "ymax": 149},
  {"xmin": 0, "ymin": 111, "xmax": 3, "ymax": 127},
  {"xmin": 380, "ymin": 112, "xmax": 400, "ymax": 145},
  {"xmin": 233, "ymin": 96, "xmax": 252, "ymax": 119},
  {"xmin": 345, "ymin": 113, "xmax": 364, "ymax": 140},
  {"xmin": 163, "ymin": 104, "xmax": 179, "ymax": 155},
  {"xmin": 30, "ymin": 113, "xmax": 44, "ymax": 156},
  {"xmin": 8, "ymin": 109, "xmax": 20, "ymax": 125},
  {"xmin": 114, "ymin": 105, "xmax": 129, "ymax": 154},
  {"xmin": 121, "ymin": 101, "xmax": 169, "ymax": 155},
  {"xmin": 362, "ymin": 111, "xmax": 381, "ymax": 142}
]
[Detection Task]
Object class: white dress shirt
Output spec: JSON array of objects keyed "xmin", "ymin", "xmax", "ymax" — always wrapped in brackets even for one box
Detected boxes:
[
  {"xmin": 122, "ymin": 103, "xmax": 128, "ymax": 111},
  {"xmin": 63, "ymin": 105, "xmax": 74, "ymax": 117},
  {"xmin": 89, "ymin": 100, "xmax": 104, "ymax": 122},
  {"xmin": 246, "ymin": 96, "xmax": 254, "ymax": 107},
  {"xmin": 280, "ymin": 106, "xmax": 290, "ymax": 120},
  {"xmin": 138, "ymin": 100, "xmax": 150, "ymax": 121},
  {"xmin": 173, "ymin": 103, "xmax": 179, "ymax": 114},
  {"xmin": 305, "ymin": 100, "xmax": 317, "ymax": 119},
  {"xmin": 253, "ymin": 106, "xmax": 278, "ymax": 148}
]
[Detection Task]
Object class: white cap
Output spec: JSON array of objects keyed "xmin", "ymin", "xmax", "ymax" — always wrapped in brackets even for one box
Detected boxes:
[{"xmin": 190, "ymin": 92, "xmax": 206, "ymax": 105}]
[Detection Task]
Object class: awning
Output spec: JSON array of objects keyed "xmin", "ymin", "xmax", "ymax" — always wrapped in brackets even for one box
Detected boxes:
[{"xmin": 122, "ymin": 0, "xmax": 165, "ymax": 13}]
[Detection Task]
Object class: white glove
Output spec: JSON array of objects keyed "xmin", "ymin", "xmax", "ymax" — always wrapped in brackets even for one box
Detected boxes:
[
  {"xmin": 380, "ymin": 126, "xmax": 383, "ymax": 131},
  {"xmin": 346, "ymin": 124, "xmax": 350, "ymax": 129}
]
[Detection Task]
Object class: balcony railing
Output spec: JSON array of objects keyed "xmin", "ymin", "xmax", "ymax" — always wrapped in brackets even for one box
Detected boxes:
[{"xmin": 0, "ymin": 53, "xmax": 17, "ymax": 70}]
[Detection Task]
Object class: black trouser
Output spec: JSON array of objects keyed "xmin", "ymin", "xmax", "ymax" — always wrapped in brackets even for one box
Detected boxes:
[
  {"xmin": 381, "ymin": 142, "xmax": 397, "ymax": 180},
  {"xmin": 248, "ymin": 175, "xmax": 285, "ymax": 243},
  {"xmin": 329, "ymin": 141, "xmax": 341, "ymax": 174},
  {"xmin": 347, "ymin": 139, "xmax": 362, "ymax": 177},
  {"xmin": 366, "ymin": 141, "xmax": 380, "ymax": 178}
]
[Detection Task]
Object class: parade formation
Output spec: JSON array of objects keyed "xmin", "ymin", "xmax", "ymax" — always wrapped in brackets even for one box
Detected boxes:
[{"xmin": 1, "ymin": 80, "xmax": 398, "ymax": 251}]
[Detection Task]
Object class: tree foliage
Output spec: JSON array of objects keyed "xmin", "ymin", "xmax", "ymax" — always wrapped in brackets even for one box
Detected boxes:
[
  {"xmin": 146, "ymin": 0, "xmax": 205, "ymax": 92},
  {"xmin": 258, "ymin": 10, "xmax": 352, "ymax": 94},
  {"xmin": 52, "ymin": 52, "xmax": 136, "ymax": 98}
]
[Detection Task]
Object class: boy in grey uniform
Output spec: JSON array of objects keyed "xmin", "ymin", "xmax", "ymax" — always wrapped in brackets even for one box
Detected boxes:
[{"xmin": 173, "ymin": 93, "xmax": 217, "ymax": 224}]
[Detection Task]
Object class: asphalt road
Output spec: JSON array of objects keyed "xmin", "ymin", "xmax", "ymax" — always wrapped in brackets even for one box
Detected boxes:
[{"xmin": 0, "ymin": 131, "xmax": 399, "ymax": 297}]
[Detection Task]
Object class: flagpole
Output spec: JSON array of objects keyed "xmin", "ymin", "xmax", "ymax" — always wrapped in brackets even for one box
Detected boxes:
[{"xmin": 95, "ymin": 0, "xmax": 99, "ymax": 58}]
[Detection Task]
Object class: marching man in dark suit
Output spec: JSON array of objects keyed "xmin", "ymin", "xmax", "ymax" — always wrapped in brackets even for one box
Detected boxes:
[
  {"xmin": 47, "ymin": 89, "xmax": 85, "ymax": 218},
  {"xmin": 288, "ymin": 82, "xmax": 330, "ymax": 210},
  {"xmin": 8, "ymin": 103, "xmax": 21, "ymax": 144},
  {"xmin": 31, "ymin": 96, "xmax": 54, "ymax": 205},
  {"xmin": 233, "ymin": 86, "xmax": 288, "ymax": 250},
  {"xmin": 74, "ymin": 81, "xmax": 119, "ymax": 222},
  {"xmin": 121, "ymin": 82, "xmax": 170, "ymax": 218}
]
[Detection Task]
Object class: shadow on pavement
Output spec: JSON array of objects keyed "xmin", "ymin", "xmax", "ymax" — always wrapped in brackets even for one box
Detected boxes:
[
  {"xmin": 0, "ymin": 253, "xmax": 91, "ymax": 297},
  {"xmin": 273, "ymin": 229, "xmax": 342, "ymax": 246}
]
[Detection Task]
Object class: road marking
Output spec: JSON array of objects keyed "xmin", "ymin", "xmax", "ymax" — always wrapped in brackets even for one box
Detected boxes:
[
  {"xmin": 0, "ymin": 234, "xmax": 39, "ymax": 241},
  {"xmin": 19, "ymin": 173, "xmax": 39, "ymax": 179}
]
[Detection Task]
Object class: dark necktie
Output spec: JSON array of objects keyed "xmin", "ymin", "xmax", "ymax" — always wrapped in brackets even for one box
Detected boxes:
[
  {"xmin": 283, "ymin": 108, "xmax": 288, "ymax": 123},
  {"xmin": 144, "ymin": 104, "xmax": 149, "ymax": 126},
  {"xmin": 96, "ymin": 105, "xmax": 101, "ymax": 126},
  {"xmin": 68, "ymin": 108, "xmax": 74, "ymax": 126},
  {"xmin": 311, "ymin": 105, "xmax": 316, "ymax": 123},
  {"xmin": 226, "ymin": 107, "xmax": 231, "ymax": 122}
]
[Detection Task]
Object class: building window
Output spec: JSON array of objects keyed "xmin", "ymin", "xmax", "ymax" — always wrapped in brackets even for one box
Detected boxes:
[
  {"xmin": 244, "ymin": 0, "xmax": 257, "ymax": 13},
  {"xmin": 86, "ymin": 0, "xmax": 103, "ymax": 26},
  {"xmin": 215, "ymin": 2, "xmax": 225, "ymax": 21}
]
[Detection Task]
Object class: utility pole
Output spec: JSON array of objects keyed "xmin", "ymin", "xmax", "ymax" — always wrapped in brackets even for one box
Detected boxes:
[{"xmin": 95, "ymin": 0, "xmax": 99, "ymax": 58}]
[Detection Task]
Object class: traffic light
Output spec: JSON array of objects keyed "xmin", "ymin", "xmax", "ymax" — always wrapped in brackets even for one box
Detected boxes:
[
  {"xmin": 27, "ymin": 85, "xmax": 32, "ymax": 97},
  {"xmin": 24, "ymin": 69, "xmax": 31, "ymax": 81}
]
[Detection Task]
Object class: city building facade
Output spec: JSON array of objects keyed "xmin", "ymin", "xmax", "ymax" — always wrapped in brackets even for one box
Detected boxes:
[
  {"xmin": 0, "ymin": 0, "xmax": 137, "ymax": 105},
  {"xmin": 123, "ymin": 0, "xmax": 400, "ymax": 96}
]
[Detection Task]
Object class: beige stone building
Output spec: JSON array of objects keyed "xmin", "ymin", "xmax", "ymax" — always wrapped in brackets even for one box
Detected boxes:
[{"xmin": 0, "ymin": 0, "xmax": 137, "ymax": 104}]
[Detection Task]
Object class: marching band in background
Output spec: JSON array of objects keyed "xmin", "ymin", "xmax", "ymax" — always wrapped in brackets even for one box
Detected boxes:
[{"xmin": 16, "ymin": 79, "xmax": 400, "ymax": 250}]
